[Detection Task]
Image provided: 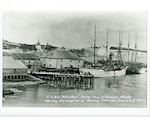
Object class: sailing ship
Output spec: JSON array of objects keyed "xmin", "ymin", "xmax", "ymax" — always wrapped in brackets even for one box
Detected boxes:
[
  {"xmin": 126, "ymin": 31, "xmax": 146, "ymax": 74},
  {"xmin": 80, "ymin": 26, "xmax": 127, "ymax": 78}
]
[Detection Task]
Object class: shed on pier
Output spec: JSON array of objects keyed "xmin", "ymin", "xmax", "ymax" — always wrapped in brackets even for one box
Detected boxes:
[{"xmin": 3, "ymin": 56, "xmax": 27, "ymax": 75}]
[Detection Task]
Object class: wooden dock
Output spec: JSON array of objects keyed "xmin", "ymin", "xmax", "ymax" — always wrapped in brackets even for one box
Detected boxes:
[{"xmin": 30, "ymin": 72, "xmax": 94, "ymax": 90}]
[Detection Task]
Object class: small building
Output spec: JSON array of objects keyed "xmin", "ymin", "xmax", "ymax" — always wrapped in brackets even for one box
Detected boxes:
[
  {"xmin": 40, "ymin": 50, "xmax": 84, "ymax": 68},
  {"xmin": 35, "ymin": 40, "xmax": 43, "ymax": 52},
  {"xmin": 3, "ymin": 56, "xmax": 28, "ymax": 81}
]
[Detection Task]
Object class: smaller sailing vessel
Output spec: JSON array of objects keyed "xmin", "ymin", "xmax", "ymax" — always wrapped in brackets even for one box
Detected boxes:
[
  {"xmin": 126, "ymin": 62, "xmax": 144, "ymax": 74},
  {"xmin": 80, "ymin": 26, "xmax": 127, "ymax": 78},
  {"xmin": 126, "ymin": 31, "xmax": 146, "ymax": 74}
]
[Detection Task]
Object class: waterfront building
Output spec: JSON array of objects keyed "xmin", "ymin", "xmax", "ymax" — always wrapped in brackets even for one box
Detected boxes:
[
  {"xmin": 40, "ymin": 50, "xmax": 84, "ymax": 68},
  {"xmin": 3, "ymin": 56, "xmax": 28, "ymax": 81}
]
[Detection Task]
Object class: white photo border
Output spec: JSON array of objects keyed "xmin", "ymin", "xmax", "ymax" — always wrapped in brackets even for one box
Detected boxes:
[{"xmin": 0, "ymin": 0, "xmax": 149, "ymax": 117}]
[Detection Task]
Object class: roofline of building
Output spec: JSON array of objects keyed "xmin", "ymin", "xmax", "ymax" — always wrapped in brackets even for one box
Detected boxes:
[{"xmin": 40, "ymin": 57, "xmax": 82, "ymax": 60}]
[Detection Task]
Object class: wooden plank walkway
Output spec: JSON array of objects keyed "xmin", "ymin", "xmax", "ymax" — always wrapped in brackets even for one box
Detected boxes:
[{"xmin": 31, "ymin": 71, "xmax": 94, "ymax": 90}]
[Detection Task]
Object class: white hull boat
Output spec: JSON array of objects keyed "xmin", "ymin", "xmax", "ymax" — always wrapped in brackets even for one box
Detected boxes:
[{"xmin": 80, "ymin": 67, "xmax": 127, "ymax": 78}]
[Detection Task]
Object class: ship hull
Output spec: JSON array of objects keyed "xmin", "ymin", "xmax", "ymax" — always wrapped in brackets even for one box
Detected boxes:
[
  {"xmin": 127, "ymin": 68, "xmax": 147, "ymax": 74},
  {"xmin": 126, "ymin": 67, "xmax": 147, "ymax": 74},
  {"xmin": 80, "ymin": 67, "xmax": 127, "ymax": 78},
  {"xmin": 139, "ymin": 68, "xmax": 147, "ymax": 74}
]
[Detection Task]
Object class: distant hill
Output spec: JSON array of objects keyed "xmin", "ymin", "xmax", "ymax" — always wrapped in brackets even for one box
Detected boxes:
[
  {"xmin": 68, "ymin": 48, "xmax": 85, "ymax": 57},
  {"xmin": 19, "ymin": 44, "xmax": 37, "ymax": 51},
  {"xmin": 3, "ymin": 39, "xmax": 20, "ymax": 49},
  {"xmin": 3, "ymin": 39, "xmax": 57, "ymax": 52},
  {"xmin": 3, "ymin": 39, "xmax": 147, "ymax": 55},
  {"xmin": 110, "ymin": 46, "xmax": 147, "ymax": 53}
]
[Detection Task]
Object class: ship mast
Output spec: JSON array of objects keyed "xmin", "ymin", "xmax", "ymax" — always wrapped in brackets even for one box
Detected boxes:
[
  {"xmin": 134, "ymin": 32, "xmax": 137, "ymax": 63},
  {"xmin": 128, "ymin": 30, "xmax": 130, "ymax": 62},
  {"xmin": 118, "ymin": 29, "xmax": 122, "ymax": 62},
  {"xmin": 106, "ymin": 28, "xmax": 109, "ymax": 61},
  {"xmin": 93, "ymin": 24, "xmax": 96, "ymax": 65}
]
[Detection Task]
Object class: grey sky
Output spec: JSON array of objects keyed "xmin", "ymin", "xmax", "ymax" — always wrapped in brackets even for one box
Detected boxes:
[{"xmin": 3, "ymin": 11, "xmax": 147, "ymax": 50}]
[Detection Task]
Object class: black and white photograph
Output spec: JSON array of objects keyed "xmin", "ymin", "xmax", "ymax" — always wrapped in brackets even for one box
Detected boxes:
[
  {"xmin": 2, "ymin": 10, "xmax": 147, "ymax": 107},
  {"xmin": 0, "ymin": 0, "xmax": 150, "ymax": 117}
]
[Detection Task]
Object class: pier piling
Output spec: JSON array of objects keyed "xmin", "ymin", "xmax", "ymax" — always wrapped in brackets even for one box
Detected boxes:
[{"xmin": 31, "ymin": 72, "xmax": 94, "ymax": 90}]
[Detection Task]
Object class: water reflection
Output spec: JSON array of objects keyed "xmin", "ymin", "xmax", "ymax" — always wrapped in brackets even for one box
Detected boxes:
[{"xmin": 3, "ymin": 73, "xmax": 147, "ymax": 107}]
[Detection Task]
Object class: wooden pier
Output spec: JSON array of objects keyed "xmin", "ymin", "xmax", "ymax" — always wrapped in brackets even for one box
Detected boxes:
[{"xmin": 30, "ymin": 72, "xmax": 94, "ymax": 90}]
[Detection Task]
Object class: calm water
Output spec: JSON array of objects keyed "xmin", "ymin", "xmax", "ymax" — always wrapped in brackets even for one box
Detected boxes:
[{"xmin": 3, "ymin": 73, "xmax": 147, "ymax": 107}]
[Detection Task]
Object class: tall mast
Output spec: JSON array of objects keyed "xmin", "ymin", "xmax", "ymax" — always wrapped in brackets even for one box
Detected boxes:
[
  {"xmin": 128, "ymin": 30, "xmax": 130, "ymax": 62},
  {"xmin": 106, "ymin": 28, "xmax": 109, "ymax": 61},
  {"xmin": 118, "ymin": 29, "xmax": 122, "ymax": 62},
  {"xmin": 134, "ymin": 32, "xmax": 137, "ymax": 63},
  {"xmin": 131, "ymin": 51, "xmax": 134, "ymax": 62},
  {"xmin": 93, "ymin": 24, "xmax": 96, "ymax": 65}
]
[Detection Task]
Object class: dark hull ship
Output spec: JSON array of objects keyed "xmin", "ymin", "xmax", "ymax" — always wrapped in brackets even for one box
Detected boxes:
[{"xmin": 126, "ymin": 31, "xmax": 146, "ymax": 74}]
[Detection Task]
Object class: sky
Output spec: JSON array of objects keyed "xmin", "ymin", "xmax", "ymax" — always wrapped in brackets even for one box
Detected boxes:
[{"xmin": 3, "ymin": 11, "xmax": 147, "ymax": 50}]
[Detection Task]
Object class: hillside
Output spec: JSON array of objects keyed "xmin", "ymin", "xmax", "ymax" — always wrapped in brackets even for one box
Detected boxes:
[{"xmin": 3, "ymin": 39, "xmax": 57, "ymax": 52}]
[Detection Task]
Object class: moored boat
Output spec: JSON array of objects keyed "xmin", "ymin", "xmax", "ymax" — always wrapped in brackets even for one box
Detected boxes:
[
  {"xmin": 126, "ymin": 32, "xmax": 147, "ymax": 75},
  {"xmin": 80, "ymin": 67, "xmax": 127, "ymax": 78},
  {"xmin": 80, "ymin": 26, "xmax": 127, "ymax": 77}
]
